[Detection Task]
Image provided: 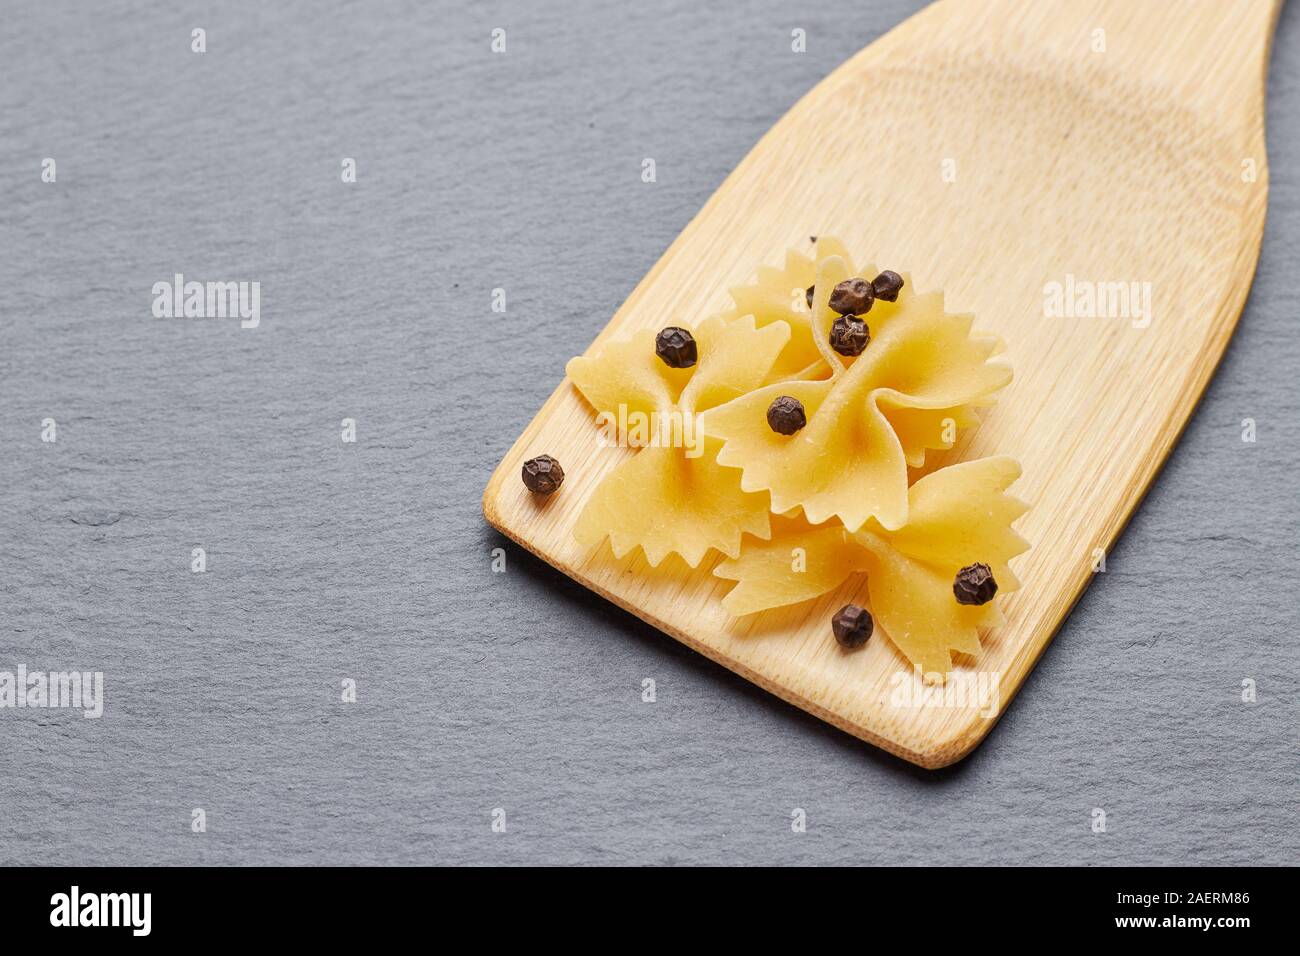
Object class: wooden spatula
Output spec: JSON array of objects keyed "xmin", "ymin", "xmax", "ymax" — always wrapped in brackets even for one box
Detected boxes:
[{"xmin": 483, "ymin": 0, "xmax": 1282, "ymax": 767}]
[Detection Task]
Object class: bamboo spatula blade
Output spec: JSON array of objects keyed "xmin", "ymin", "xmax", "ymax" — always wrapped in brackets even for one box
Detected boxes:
[{"xmin": 483, "ymin": 0, "xmax": 1281, "ymax": 767}]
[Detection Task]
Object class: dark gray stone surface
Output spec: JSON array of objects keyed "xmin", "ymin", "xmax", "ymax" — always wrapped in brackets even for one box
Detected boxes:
[{"xmin": 0, "ymin": 0, "xmax": 1296, "ymax": 866}]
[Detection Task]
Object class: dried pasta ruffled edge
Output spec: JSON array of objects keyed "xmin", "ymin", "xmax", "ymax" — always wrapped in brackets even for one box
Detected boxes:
[{"xmin": 714, "ymin": 456, "xmax": 1030, "ymax": 678}]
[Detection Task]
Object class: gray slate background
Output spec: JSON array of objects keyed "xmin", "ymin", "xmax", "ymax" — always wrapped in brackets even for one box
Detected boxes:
[{"xmin": 1, "ymin": 0, "xmax": 1297, "ymax": 866}]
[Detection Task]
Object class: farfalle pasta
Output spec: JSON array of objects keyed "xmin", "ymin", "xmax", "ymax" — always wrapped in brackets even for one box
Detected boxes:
[
  {"xmin": 706, "ymin": 263, "xmax": 1010, "ymax": 532},
  {"xmin": 565, "ymin": 314, "xmax": 790, "ymax": 567},
  {"xmin": 716, "ymin": 236, "xmax": 857, "ymax": 381},
  {"xmin": 714, "ymin": 457, "xmax": 1030, "ymax": 676},
  {"xmin": 533, "ymin": 238, "xmax": 1029, "ymax": 677}
]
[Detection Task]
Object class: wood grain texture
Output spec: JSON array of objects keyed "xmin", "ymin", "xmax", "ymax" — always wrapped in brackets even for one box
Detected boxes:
[{"xmin": 484, "ymin": 0, "xmax": 1280, "ymax": 768}]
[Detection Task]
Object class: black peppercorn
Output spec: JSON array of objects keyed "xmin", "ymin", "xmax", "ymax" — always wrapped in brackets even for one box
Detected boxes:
[
  {"xmin": 521, "ymin": 455, "xmax": 564, "ymax": 496},
  {"xmin": 831, "ymin": 604, "xmax": 874, "ymax": 649},
  {"xmin": 809, "ymin": 235, "xmax": 818, "ymax": 243},
  {"xmin": 766, "ymin": 395, "xmax": 807, "ymax": 435},
  {"xmin": 872, "ymin": 270, "xmax": 904, "ymax": 302},
  {"xmin": 805, "ymin": 285, "xmax": 815, "ymax": 309},
  {"xmin": 829, "ymin": 277, "xmax": 874, "ymax": 316},
  {"xmin": 829, "ymin": 315, "xmax": 870, "ymax": 356},
  {"xmin": 953, "ymin": 563, "xmax": 998, "ymax": 605},
  {"xmin": 655, "ymin": 327, "xmax": 697, "ymax": 368}
]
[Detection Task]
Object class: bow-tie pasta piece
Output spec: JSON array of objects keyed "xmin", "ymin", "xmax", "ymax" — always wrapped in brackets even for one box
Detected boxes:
[
  {"xmin": 719, "ymin": 238, "xmax": 926, "ymax": 387},
  {"xmin": 706, "ymin": 290, "xmax": 1010, "ymax": 532},
  {"xmin": 572, "ymin": 438, "xmax": 770, "ymax": 568},
  {"xmin": 884, "ymin": 403, "xmax": 984, "ymax": 469},
  {"xmin": 714, "ymin": 457, "xmax": 1029, "ymax": 677},
  {"xmin": 565, "ymin": 315, "xmax": 791, "ymax": 567},
  {"xmin": 882, "ymin": 454, "xmax": 1029, "ymax": 592},
  {"xmin": 565, "ymin": 329, "xmax": 687, "ymax": 422},
  {"xmin": 714, "ymin": 517, "xmax": 871, "ymax": 615},
  {"xmin": 718, "ymin": 237, "xmax": 858, "ymax": 382},
  {"xmin": 806, "ymin": 255, "xmax": 931, "ymax": 378}
]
